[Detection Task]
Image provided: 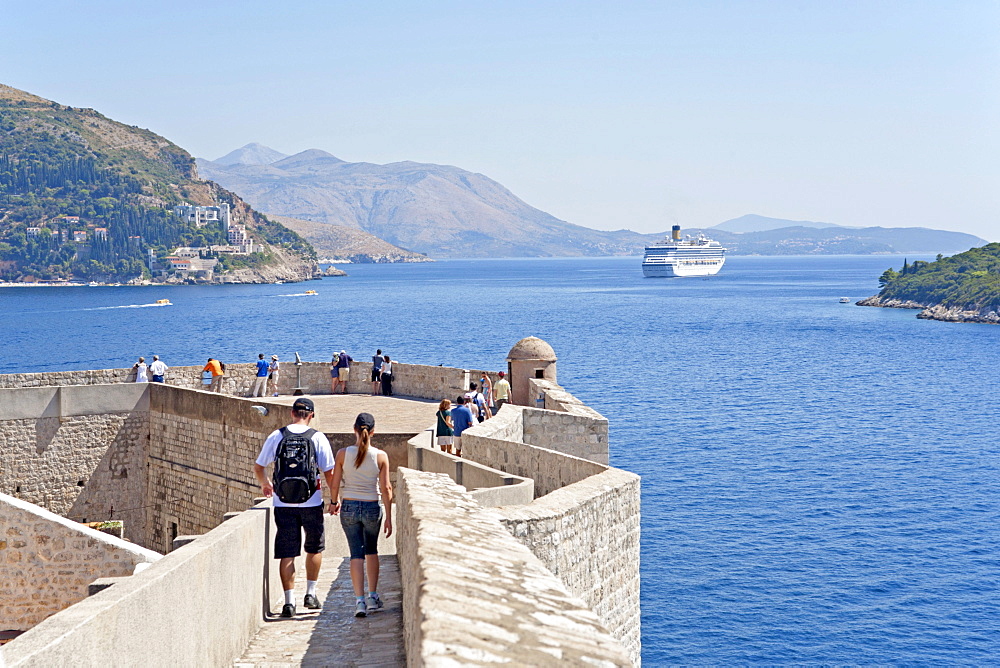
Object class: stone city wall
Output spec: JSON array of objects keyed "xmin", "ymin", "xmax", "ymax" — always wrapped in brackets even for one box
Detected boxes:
[
  {"xmin": 0, "ymin": 360, "xmax": 491, "ymax": 403},
  {"xmin": 145, "ymin": 384, "xmax": 288, "ymax": 553},
  {"xmin": 0, "ymin": 492, "xmax": 161, "ymax": 632},
  {"xmin": 2, "ymin": 500, "xmax": 279, "ymax": 668},
  {"xmin": 395, "ymin": 468, "xmax": 632, "ymax": 667},
  {"xmin": 459, "ymin": 403, "xmax": 641, "ymax": 664},
  {"xmin": 497, "ymin": 468, "xmax": 642, "ymax": 664},
  {"xmin": 406, "ymin": 432, "xmax": 535, "ymax": 507},
  {"xmin": 0, "ymin": 385, "xmax": 151, "ymax": 545}
]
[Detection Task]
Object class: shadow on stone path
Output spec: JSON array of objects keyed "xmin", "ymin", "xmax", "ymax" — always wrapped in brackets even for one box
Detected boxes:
[{"xmin": 236, "ymin": 511, "xmax": 404, "ymax": 668}]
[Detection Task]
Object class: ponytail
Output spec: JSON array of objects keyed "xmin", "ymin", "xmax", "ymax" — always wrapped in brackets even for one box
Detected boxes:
[{"xmin": 354, "ymin": 427, "xmax": 371, "ymax": 468}]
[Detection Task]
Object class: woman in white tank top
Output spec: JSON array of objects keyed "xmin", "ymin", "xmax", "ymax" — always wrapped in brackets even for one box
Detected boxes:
[{"xmin": 329, "ymin": 412, "xmax": 393, "ymax": 617}]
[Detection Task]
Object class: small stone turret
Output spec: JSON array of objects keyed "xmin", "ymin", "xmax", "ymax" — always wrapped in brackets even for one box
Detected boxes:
[{"xmin": 506, "ymin": 336, "xmax": 557, "ymax": 406}]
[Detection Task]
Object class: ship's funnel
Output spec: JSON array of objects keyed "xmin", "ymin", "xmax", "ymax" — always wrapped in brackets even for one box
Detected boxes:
[{"xmin": 671, "ymin": 225, "xmax": 681, "ymax": 240}]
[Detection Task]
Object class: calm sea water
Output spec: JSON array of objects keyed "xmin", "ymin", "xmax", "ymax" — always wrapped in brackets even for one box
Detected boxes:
[{"xmin": 2, "ymin": 256, "xmax": 998, "ymax": 664}]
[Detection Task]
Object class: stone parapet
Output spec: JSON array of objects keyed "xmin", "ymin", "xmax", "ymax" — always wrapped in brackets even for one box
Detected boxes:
[
  {"xmin": 0, "ymin": 360, "xmax": 485, "ymax": 402},
  {"xmin": 395, "ymin": 468, "xmax": 632, "ymax": 667},
  {"xmin": 1, "ymin": 500, "xmax": 279, "ymax": 668},
  {"xmin": 497, "ymin": 468, "xmax": 642, "ymax": 662},
  {"xmin": 407, "ymin": 432, "xmax": 534, "ymax": 507},
  {"xmin": 0, "ymin": 492, "xmax": 161, "ymax": 632},
  {"xmin": 0, "ymin": 385, "xmax": 151, "ymax": 545}
]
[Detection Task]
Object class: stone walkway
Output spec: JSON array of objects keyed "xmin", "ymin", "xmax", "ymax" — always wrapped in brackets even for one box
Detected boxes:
[
  {"xmin": 254, "ymin": 393, "xmax": 437, "ymax": 435},
  {"xmin": 235, "ymin": 552, "xmax": 404, "ymax": 667}
]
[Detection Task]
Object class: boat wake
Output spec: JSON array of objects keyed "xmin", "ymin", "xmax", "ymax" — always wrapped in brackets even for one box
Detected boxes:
[
  {"xmin": 276, "ymin": 293, "xmax": 318, "ymax": 297},
  {"xmin": 83, "ymin": 302, "xmax": 172, "ymax": 310}
]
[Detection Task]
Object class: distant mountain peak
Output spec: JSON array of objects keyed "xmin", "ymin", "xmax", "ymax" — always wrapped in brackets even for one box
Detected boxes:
[
  {"xmin": 272, "ymin": 149, "xmax": 345, "ymax": 168},
  {"xmin": 214, "ymin": 143, "xmax": 289, "ymax": 166}
]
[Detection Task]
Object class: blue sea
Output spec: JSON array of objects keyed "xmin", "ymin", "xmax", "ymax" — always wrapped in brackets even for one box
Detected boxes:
[{"xmin": 2, "ymin": 255, "xmax": 998, "ymax": 665}]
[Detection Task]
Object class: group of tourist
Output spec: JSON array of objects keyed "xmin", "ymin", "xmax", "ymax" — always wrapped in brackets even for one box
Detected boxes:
[
  {"xmin": 131, "ymin": 354, "xmax": 281, "ymax": 395},
  {"xmin": 253, "ymin": 398, "xmax": 392, "ymax": 620},
  {"xmin": 434, "ymin": 371, "xmax": 511, "ymax": 457},
  {"xmin": 330, "ymin": 349, "xmax": 395, "ymax": 397},
  {"xmin": 131, "ymin": 355, "xmax": 169, "ymax": 384}
]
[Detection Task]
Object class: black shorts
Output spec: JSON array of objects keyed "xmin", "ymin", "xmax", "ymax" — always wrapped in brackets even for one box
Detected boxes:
[
  {"xmin": 273, "ymin": 505, "xmax": 325, "ymax": 558},
  {"xmin": 371, "ymin": 369, "xmax": 382, "ymax": 382}
]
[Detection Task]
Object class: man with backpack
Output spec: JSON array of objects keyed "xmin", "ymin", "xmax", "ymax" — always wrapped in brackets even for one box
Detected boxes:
[{"xmin": 253, "ymin": 397, "xmax": 335, "ymax": 618}]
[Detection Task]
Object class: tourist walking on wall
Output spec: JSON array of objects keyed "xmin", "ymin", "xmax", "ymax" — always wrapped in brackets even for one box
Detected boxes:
[
  {"xmin": 253, "ymin": 398, "xmax": 336, "ymax": 618},
  {"xmin": 133, "ymin": 357, "xmax": 148, "ymax": 383},
  {"xmin": 370, "ymin": 349, "xmax": 383, "ymax": 395},
  {"xmin": 329, "ymin": 412, "xmax": 393, "ymax": 617},
  {"xmin": 203, "ymin": 358, "xmax": 224, "ymax": 392},
  {"xmin": 494, "ymin": 371, "xmax": 511, "ymax": 411},
  {"xmin": 268, "ymin": 355, "xmax": 280, "ymax": 396},
  {"xmin": 436, "ymin": 399, "xmax": 455, "ymax": 454},
  {"xmin": 451, "ymin": 396, "xmax": 476, "ymax": 457},
  {"xmin": 149, "ymin": 355, "xmax": 168, "ymax": 383},
  {"xmin": 252, "ymin": 353, "xmax": 270, "ymax": 397},
  {"xmin": 380, "ymin": 355, "xmax": 393, "ymax": 396},
  {"xmin": 466, "ymin": 383, "xmax": 486, "ymax": 422},
  {"xmin": 479, "ymin": 373, "xmax": 494, "ymax": 419}
]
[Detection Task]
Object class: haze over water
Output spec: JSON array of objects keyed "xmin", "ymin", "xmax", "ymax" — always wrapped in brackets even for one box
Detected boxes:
[{"xmin": 2, "ymin": 255, "xmax": 997, "ymax": 664}]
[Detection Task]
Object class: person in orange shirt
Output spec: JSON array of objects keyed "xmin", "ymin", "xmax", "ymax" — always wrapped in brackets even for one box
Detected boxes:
[{"xmin": 203, "ymin": 357, "xmax": 224, "ymax": 393}]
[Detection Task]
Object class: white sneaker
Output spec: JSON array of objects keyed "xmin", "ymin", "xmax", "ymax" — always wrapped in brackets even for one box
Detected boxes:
[
  {"xmin": 354, "ymin": 599, "xmax": 367, "ymax": 617},
  {"xmin": 365, "ymin": 593, "xmax": 383, "ymax": 613}
]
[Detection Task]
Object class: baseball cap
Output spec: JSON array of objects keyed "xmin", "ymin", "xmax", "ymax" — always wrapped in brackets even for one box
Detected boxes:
[
  {"xmin": 354, "ymin": 412, "xmax": 375, "ymax": 429},
  {"xmin": 292, "ymin": 397, "xmax": 315, "ymax": 412},
  {"xmin": 498, "ymin": 371, "xmax": 506, "ymax": 377}
]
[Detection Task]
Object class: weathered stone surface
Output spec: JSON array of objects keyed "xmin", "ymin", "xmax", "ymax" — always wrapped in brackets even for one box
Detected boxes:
[
  {"xmin": 396, "ymin": 468, "xmax": 632, "ymax": 667},
  {"xmin": 0, "ymin": 493, "xmax": 160, "ymax": 631}
]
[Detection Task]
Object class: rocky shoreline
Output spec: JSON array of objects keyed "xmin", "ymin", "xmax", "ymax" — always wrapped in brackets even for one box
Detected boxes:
[{"xmin": 856, "ymin": 296, "xmax": 1000, "ymax": 325}]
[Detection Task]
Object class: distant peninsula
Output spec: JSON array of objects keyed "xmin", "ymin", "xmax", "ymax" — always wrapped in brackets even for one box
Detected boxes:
[
  {"xmin": 0, "ymin": 84, "xmax": 319, "ymax": 285},
  {"xmin": 858, "ymin": 243, "xmax": 1000, "ymax": 324}
]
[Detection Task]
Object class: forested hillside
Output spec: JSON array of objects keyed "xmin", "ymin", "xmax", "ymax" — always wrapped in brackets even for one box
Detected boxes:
[
  {"xmin": 0, "ymin": 84, "xmax": 315, "ymax": 283},
  {"xmin": 858, "ymin": 244, "xmax": 1000, "ymax": 324},
  {"xmin": 874, "ymin": 244, "xmax": 1000, "ymax": 307}
]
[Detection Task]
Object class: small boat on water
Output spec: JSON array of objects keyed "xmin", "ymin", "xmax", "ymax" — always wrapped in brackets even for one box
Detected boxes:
[
  {"xmin": 304, "ymin": 290, "xmax": 317, "ymax": 295},
  {"xmin": 155, "ymin": 299, "xmax": 172, "ymax": 305},
  {"xmin": 839, "ymin": 297, "xmax": 851, "ymax": 303}
]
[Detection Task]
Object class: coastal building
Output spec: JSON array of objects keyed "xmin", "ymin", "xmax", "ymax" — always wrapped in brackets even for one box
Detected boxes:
[
  {"xmin": 71, "ymin": 230, "xmax": 87, "ymax": 243},
  {"xmin": 173, "ymin": 203, "xmax": 230, "ymax": 229},
  {"xmin": 227, "ymin": 223, "xmax": 254, "ymax": 253},
  {"xmin": 0, "ymin": 339, "xmax": 640, "ymax": 666},
  {"xmin": 93, "ymin": 227, "xmax": 108, "ymax": 240},
  {"xmin": 25, "ymin": 227, "xmax": 41, "ymax": 237},
  {"xmin": 161, "ymin": 255, "xmax": 218, "ymax": 279}
]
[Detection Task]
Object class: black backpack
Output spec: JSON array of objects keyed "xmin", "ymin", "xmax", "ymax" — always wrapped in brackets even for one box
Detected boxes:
[{"xmin": 272, "ymin": 427, "xmax": 319, "ymax": 504}]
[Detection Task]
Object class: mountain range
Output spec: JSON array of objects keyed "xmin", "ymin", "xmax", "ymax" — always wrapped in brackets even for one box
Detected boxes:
[
  {"xmin": 197, "ymin": 146, "xmax": 650, "ymax": 258},
  {"xmin": 199, "ymin": 144, "xmax": 987, "ymax": 259}
]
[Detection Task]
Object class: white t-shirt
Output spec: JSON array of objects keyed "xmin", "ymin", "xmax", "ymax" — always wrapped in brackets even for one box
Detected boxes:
[
  {"xmin": 256, "ymin": 424, "xmax": 334, "ymax": 507},
  {"xmin": 149, "ymin": 360, "xmax": 168, "ymax": 377}
]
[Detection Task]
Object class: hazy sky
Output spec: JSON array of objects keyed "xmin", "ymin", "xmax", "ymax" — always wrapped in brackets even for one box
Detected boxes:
[{"xmin": 4, "ymin": 1, "xmax": 998, "ymax": 240}]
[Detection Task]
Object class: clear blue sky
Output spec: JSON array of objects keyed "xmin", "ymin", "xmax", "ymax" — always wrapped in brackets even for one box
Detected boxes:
[{"xmin": 3, "ymin": 1, "xmax": 998, "ymax": 240}]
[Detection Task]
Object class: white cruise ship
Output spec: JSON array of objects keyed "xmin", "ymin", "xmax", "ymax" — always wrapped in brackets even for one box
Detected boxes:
[{"xmin": 642, "ymin": 225, "xmax": 727, "ymax": 277}]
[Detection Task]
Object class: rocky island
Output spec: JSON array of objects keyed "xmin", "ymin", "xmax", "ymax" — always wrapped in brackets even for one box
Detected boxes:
[
  {"xmin": 0, "ymin": 84, "xmax": 320, "ymax": 285},
  {"xmin": 858, "ymin": 243, "xmax": 1000, "ymax": 324}
]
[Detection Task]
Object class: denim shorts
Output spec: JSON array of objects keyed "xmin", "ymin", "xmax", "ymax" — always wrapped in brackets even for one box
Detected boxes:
[{"xmin": 340, "ymin": 500, "xmax": 382, "ymax": 559}]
